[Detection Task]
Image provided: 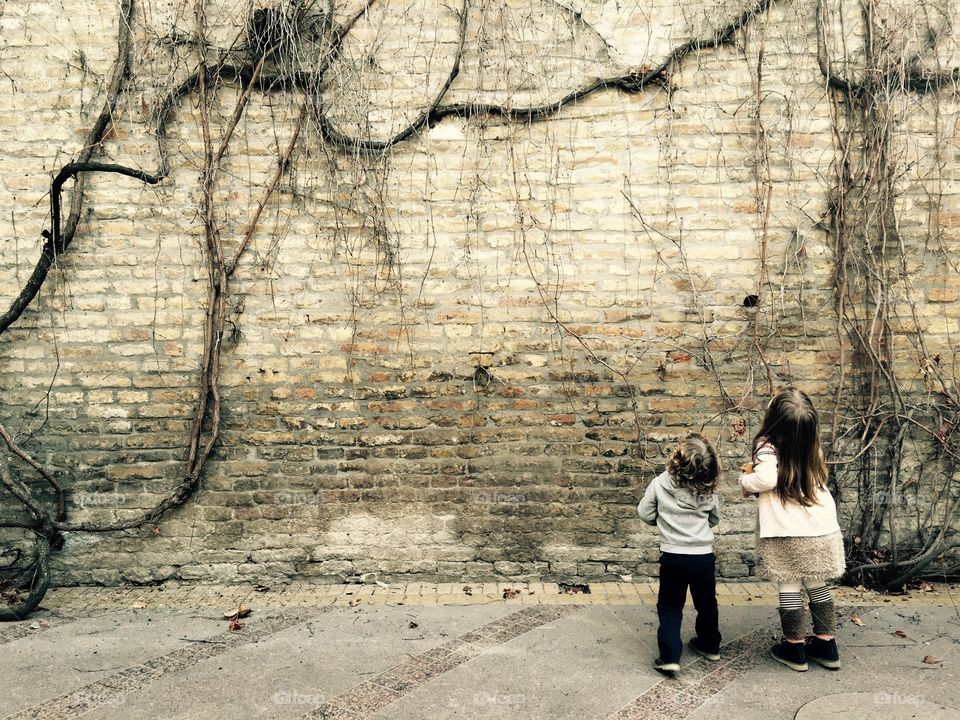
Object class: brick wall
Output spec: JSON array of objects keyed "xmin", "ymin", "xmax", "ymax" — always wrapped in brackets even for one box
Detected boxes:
[{"xmin": 1, "ymin": 0, "xmax": 958, "ymax": 585}]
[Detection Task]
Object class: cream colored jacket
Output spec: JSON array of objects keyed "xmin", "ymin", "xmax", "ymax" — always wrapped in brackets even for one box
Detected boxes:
[{"xmin": 740, "ymin": 442, "xmax": 841, "ymax": 539}]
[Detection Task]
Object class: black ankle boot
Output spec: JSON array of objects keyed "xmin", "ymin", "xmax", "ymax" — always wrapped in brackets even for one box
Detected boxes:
[
  {"xmin": 770, "ymin": 639, "xmax": 808, "ymax": 671},
  {"xmin": 805, "ymin": 636, "xmax": 841, "ymax": 669}
]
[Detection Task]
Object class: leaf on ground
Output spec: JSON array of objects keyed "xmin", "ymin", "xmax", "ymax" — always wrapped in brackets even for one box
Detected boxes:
[
  {"xmin": 851, "ymin": 614, "xmax": 865, "ymax": 626},
  {"xmin": 253, "ymin": 585, "xmax": 270, "ymax": 593},
  {"xmin": 224, "ymin": 605, "xmax": 251, "ymax": 620},
  {"xmin": 408, "ymin": 621, "xmax": 419, "ymax": 629},
  {"xmin": 349, "ymin": 598, "xmax": 362, "ymax": 607},
  {"xmin": 919, "ymin": 582, "xmax": 935, "ymax": 592},
  {"xmin": 228, "ymin": 619, "xmax": 244, "ymax": 631},
  {"xmin": 502, "ymin": 588, "xmax": 521, "ymax": 599},
  {"xmin": 893, "ymin": 630, "xmax": 908, "ymax": 638},
  {"xmin": 922, "ymin": 655, "xmax": 941, "ymax": 665},
  {"xmin": 462, "ymin": 585, "xmax": 473, "ymax": 596},
  {"xmin": 855, "ymin": 584, "xmax": 867, "ymax": 592}
]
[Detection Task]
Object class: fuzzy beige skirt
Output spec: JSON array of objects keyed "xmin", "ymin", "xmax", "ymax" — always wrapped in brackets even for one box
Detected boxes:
[{"xmin": 756, "ymin": 531, "xmax": 846, "ymax": 583}]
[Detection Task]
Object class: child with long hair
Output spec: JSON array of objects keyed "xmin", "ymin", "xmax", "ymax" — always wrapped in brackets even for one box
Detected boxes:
[
  {"xmin": 638, "ymin": 433, "xmax": 722, "ymax": 674},
  {"xmin": 741, "ymin": 387, "xmax": 845, "ymax": 672}
]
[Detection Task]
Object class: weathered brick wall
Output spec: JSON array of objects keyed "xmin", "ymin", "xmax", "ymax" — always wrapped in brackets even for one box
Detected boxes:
[{"xmin": 1, "ymin": 0, "xmax": 958, "ymax": 585}]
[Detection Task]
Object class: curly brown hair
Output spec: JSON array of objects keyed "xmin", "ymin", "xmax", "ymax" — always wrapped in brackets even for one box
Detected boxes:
[{"xmin": 667, "ymin": 433, "xmax": 721, "ymax": 495}]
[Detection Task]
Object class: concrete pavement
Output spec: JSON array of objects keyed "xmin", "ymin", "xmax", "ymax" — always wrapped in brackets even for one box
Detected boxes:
[{"xmin": 2, "ymin": 582, "xmax": 959, "ymax": 719}]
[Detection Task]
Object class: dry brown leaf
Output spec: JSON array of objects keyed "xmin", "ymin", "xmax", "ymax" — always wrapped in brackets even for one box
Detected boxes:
[
  {"xmin": 922, "ymin": 655, "xmax": 941, "ymax": 665},
  {"xmin": 228, "ymin": 619, "xmax": 244, "ymax": 631},
  {"xmin": 851, "ymin": 614, "xmax": 865, "ymax": 626},
  {"xmin": 349, "ymin": 598, "xmax": 362, "ymax": 607},
  {"xmin": 502, "ymin": 588, "xmax": 521, "ymax": 599},
  {"xmin": 462, "ymin": 585, "xmax": 473, "ymax": 596},
  {"xmin": 224, "ymin": 605, "xmax": 251, "ymax": 620},
  {"xmin": 893, "ymin": 630, "xmax": 908, "ymax": 638}
]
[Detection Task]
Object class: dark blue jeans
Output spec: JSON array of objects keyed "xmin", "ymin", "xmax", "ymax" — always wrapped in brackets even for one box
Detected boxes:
[{"xmin": 656, "ymin": 552, "xmax": 721, "ymax": 663}]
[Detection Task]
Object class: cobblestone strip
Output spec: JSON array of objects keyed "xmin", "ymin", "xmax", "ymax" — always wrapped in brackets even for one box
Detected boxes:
[
  {"xmin": 7, "ymin": 612, "xmax": 307, "ymax": 720},
  {"xmin": 0, "ymin": 611, "xmax": 80, "ymax": 646},
  {"xmin": 607, "ymin": 626, "xmax": 776, "ymax": 720},
  {"xmin": 303, "ymin": 605, "xmax": 584, "ymax": 719}
]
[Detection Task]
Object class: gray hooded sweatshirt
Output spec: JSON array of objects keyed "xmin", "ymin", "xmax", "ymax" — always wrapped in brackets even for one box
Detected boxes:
[{"xmin": 637, "ymin": 471, "xmax": 720, "ymax": 554}]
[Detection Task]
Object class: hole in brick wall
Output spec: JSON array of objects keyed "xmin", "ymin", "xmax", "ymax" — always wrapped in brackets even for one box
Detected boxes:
[
  {"xmin": 473, "ymin": 365, "xmax": 491, "ymax": 389},
  {"xmin": 469, "ymin": 351, "xmax": 495, "ymax": 391},
  {"xmin": 743, "ymin": 294, "xmax": 759, "ymax": 308},
  {"xmin": 558, "ymin": 582, "xmax": 591, "ymax": 594}
]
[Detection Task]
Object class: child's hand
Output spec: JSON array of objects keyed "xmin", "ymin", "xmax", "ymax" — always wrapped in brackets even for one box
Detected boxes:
[{"xmin": 740, "ymin": 463, "xmax": 758, "ymax": 497}]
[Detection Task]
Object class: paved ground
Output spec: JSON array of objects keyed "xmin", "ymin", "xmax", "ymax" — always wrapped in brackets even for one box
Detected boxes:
[{"xmin": 2, "ymin": 582, "xmax": 959, "ymax": 719}]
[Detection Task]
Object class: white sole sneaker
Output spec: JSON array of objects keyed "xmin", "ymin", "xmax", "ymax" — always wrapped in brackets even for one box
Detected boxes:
[
  {"xmin": 653, "ymin": 659, "xmax": 680, "ymax": 673},
  {"xmin": 688, "ymin": 639, "xmax": 720, "ymax": 661}
]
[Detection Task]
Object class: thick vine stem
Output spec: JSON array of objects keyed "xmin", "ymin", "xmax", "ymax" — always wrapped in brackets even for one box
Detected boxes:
[
  {"xmin": 0, "ymin": 423, "xmax": 64, "ymax": 521},
  {"xmin": 317, "ymin": 0, "xmax": 775, "ymax": 151},
  {"xmin": 822, "ymin": 0, "xmax": 960, "ymax": 587},
  {"xmin": 0, "ymin": 535, "xmax": 50, "ymax": 622}
]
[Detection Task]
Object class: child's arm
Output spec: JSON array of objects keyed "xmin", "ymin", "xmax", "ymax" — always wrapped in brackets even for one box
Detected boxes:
[
  {"xmin": 708, "ymin": 494, "xmax": 720, "ymax": 527},
  {"xmin": 740, "ymin": 446, "xmax": 778, "ymax": 495},
  {"xmin": 637, "ymin": 477, "xmax": 658, "ymax": 525}
]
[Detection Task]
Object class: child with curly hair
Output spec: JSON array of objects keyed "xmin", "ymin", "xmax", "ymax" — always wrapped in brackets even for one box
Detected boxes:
[{"xmin": 638, "ymin": 433, "xmax": 722, "ymax": 674}]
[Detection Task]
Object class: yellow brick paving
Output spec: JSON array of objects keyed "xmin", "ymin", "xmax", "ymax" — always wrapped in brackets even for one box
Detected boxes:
[{"xmin": 39, "ymin": 581, "xmax": 960, "ymax": 610}]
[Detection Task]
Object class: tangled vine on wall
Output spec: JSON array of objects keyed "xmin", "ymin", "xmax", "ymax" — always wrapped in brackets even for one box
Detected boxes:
[{"xmin": 0, "ymin": 0, "xmax": 959, "ymax": 618}]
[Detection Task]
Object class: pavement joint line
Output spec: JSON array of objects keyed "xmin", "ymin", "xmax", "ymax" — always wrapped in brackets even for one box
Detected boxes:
[
  {"xmin": 300, "ymin": 604, "xmax": 585, "ymax": 720},
  {"xmin": 606, "ymin": 625, "xmax": 777, "ymax": 720},
  {"xmin": 6, "ymin": 611, "xmax": 310, "ymax": 720}
]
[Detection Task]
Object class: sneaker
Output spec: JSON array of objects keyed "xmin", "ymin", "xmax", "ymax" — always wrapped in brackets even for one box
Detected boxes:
[
  {"xmin": 805, "ymin": 636, "xmax": 841, "ymax": 670},
  {"xmin": 653, "ymin": 657, "xmax": 680, "ymax": 674},
  {"xmin": 688, "ymin": 637, "xmax": 720, "ymax": 661},
  {"xmin": 770, "ymin": 640, "xmax": 808, "ymax": 672}
]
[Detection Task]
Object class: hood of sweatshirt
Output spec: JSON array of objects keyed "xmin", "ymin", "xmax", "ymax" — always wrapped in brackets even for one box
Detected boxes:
[{"xmin": 660, "ymin": 475, "xmax": 715, "ymax": 511}]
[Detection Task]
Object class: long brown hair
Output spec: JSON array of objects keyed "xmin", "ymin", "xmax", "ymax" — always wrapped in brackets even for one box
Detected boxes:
[
  {"xmin": 667, "ymin": 433, "xmax": 721, "ymax": 496},
  {"xmin": 754, "ymin": 387, "xmax": 828, "ymax": 506}
]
